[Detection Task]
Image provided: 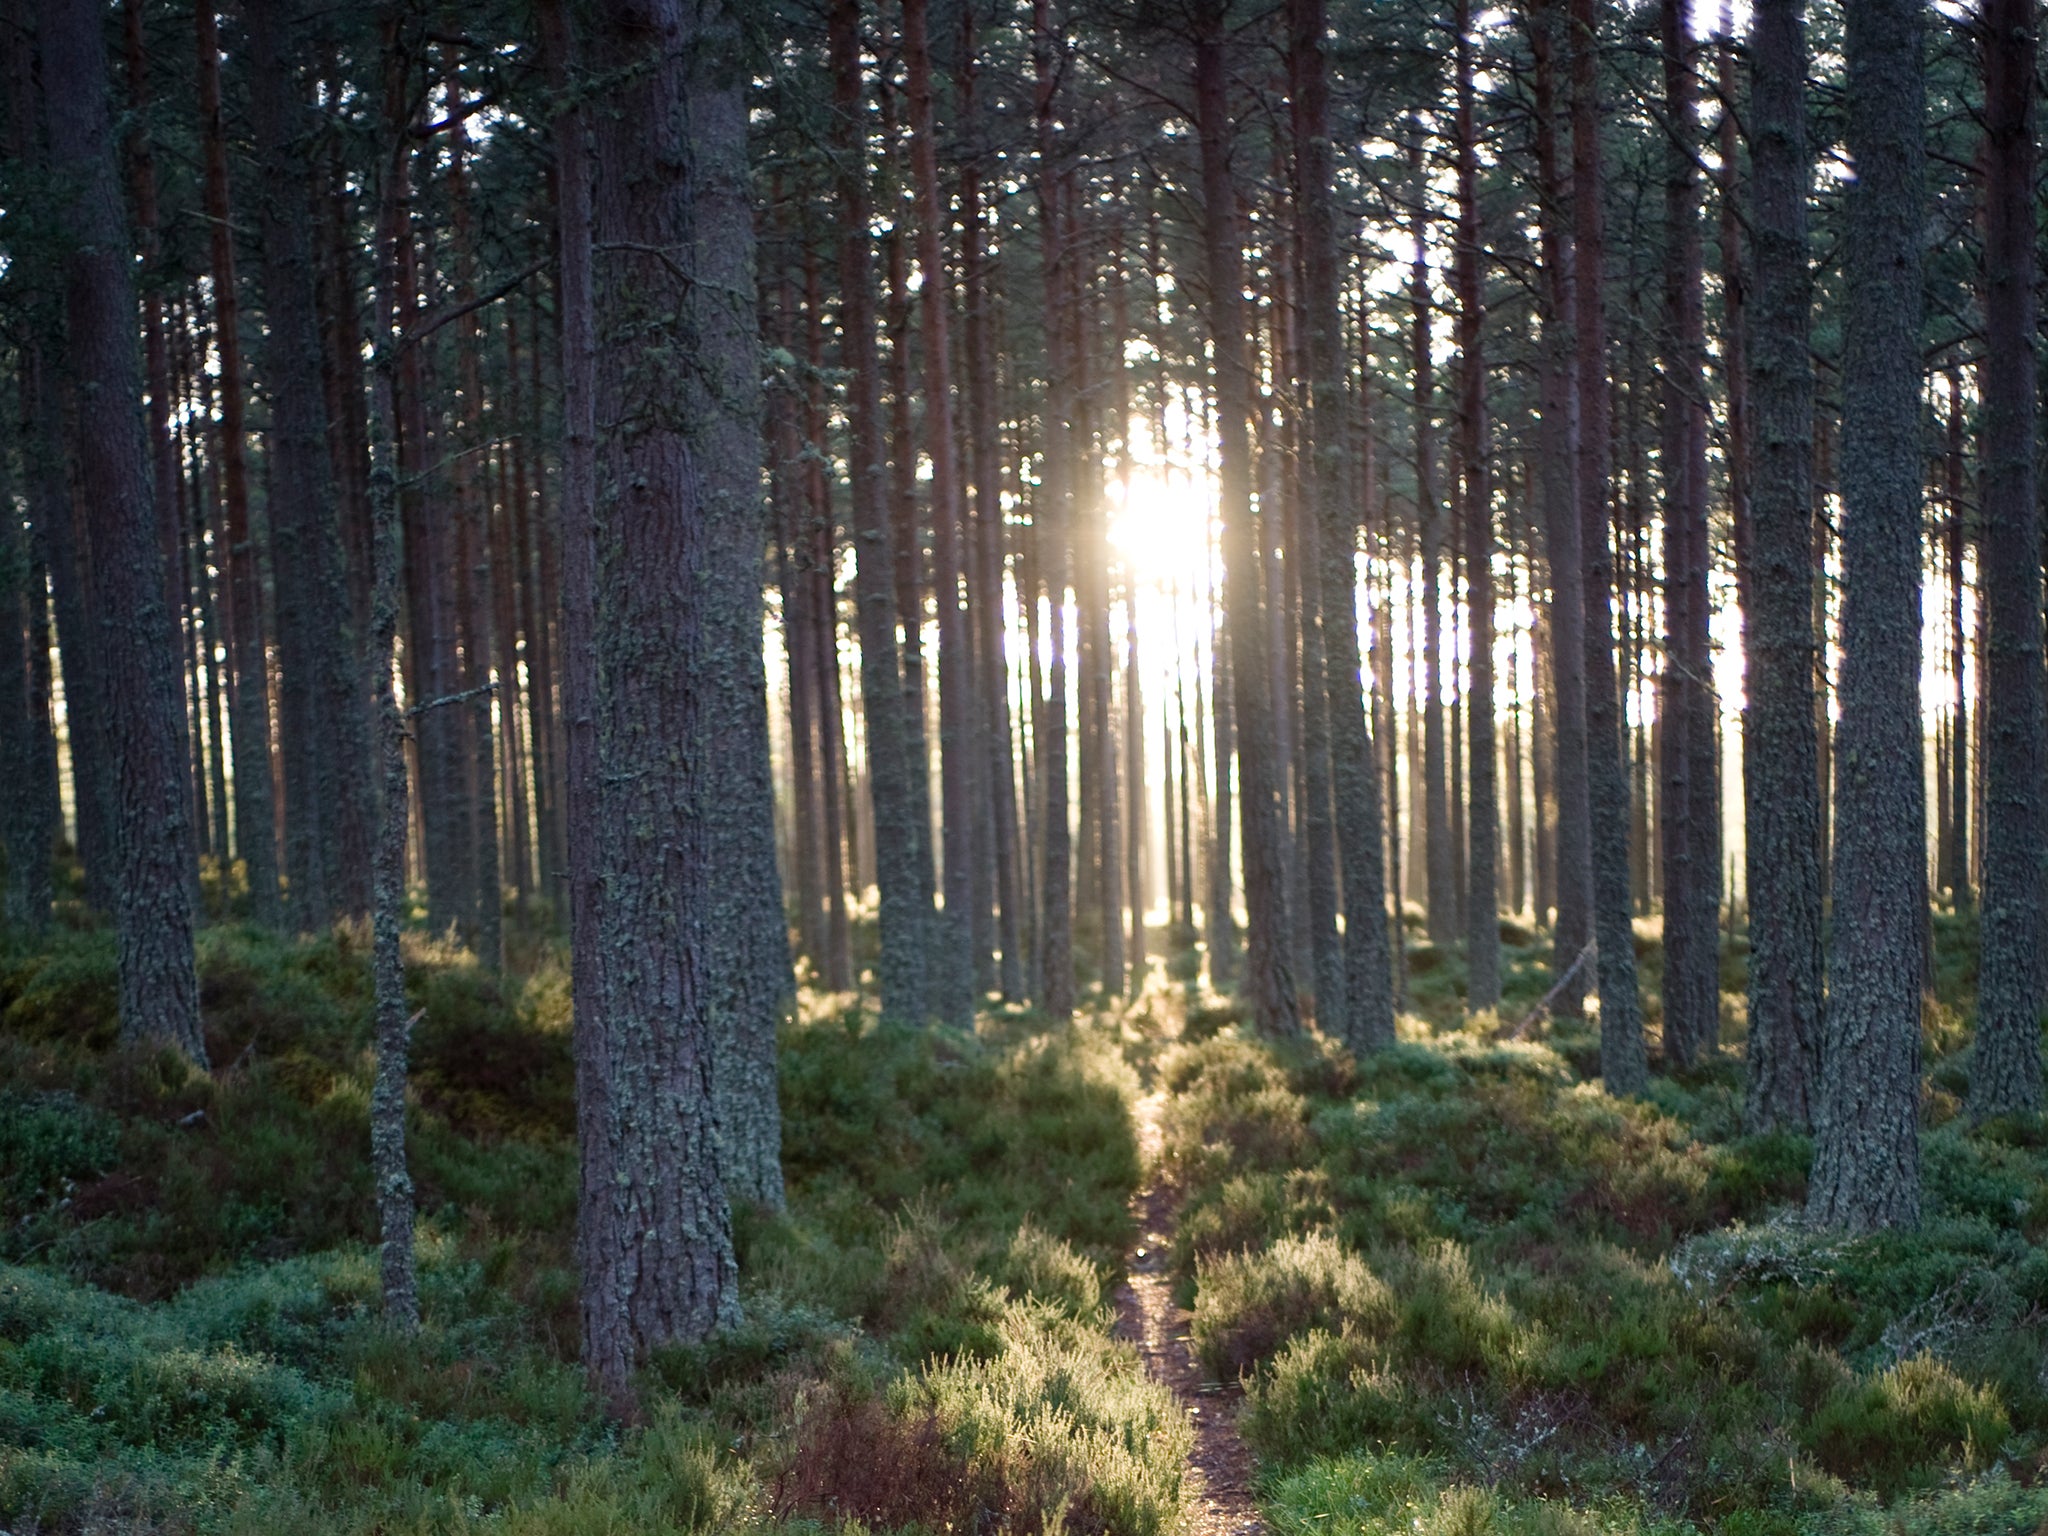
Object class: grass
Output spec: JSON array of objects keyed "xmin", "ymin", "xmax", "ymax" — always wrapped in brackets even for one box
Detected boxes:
[
  {"xmin": 0, "ymin": 920, "xmax": 1186, "ymax": 1534},
  {"xmin": 1165, "ymin": 922, "xmax": 2048, "ymax": 1536}
]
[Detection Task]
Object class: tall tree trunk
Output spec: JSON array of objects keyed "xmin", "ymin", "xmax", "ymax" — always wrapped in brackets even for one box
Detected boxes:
[
  {"xmin": 1740, "ymin": 0, "xmax": 1825, "ymax": 1131},
  {"xmin": 197, "ymin": 2, "xmax": 281, "ymax": 928},
  {"xmin": 833, "ymin": 0, "xmax": 931, "ymax": 1023},
  {"xmin": 1571, "ymin": 0, "xmax": 1648, "ymax": 1091},
  {"xmin": 246, "ymin": 0, "xmax": 374, "ymax": 924},
  {"xmin": 578, "ymin": 0, "xmax": 759, "ymax": 1406},
  {"xmin": 1454, "ymin": 0, "xmax": 1501, "ymax": 1013},
  {"xmin": 1659, "ymin": 0, "xmax": 1721, "ymax": 1065},
  {"xmin": 959, "ymin": 22, "xmax": 1024, "ymax": 1001},
  {"xmin": 0, "ymin": 410, "xmax": 53, "ymax": 933},
  {"xmin": 1033, "ymin": 0, "xmax": 1076, "ymax": 1018},
  {"xmin": 1969, "ymin": 0, "xmax": 2042, "ymax": 1119},
  {"xmin": 1808, "ymin": 0, "xmax": 1926, "ymax": 1230},
  {"xmin": 41, "ymin": 0, "xmax": 204, "ymax": 1059},
  {"xmin": 1411, "ymin": 155, "xmax": 1455, "ymax": 951},
  {"xmin": 1195, "ymin": 4, "xmax": 1298, "ymax": 1034},
  {"xmin": 904, "ymin": 0, "xmax": 979, "ymax": 1026},
  {"xmin": 1531, "ymin": 0, "xmax": 1592, "ymax": 1017},
  {"xmin": 1941, "ymin": 383, "xmax": 1971, "ymax": 908}
]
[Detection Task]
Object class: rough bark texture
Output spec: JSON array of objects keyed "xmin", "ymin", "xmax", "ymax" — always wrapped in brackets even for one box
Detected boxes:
[
  {"xmin": 1412, "ymin": 174, "xmax": 1455, "ymax": 952},
  {"xmin": 42, "ymin": 0, "xmax": 205, "ymax": 1063},
  {"xmin": 1570, "ymin": 0, "xmax": 1647, "ymax": 1093},
  {"xmin": 577, "ymin": 0, "xmax": 754, "ymax": 1407},
  {"xmin": 245, "ymin": 0, "xmax": 375, "ymax": 925},
  {"xmin": 1808, "ymin": 0, "xmax": 1925, "ymax": 1232},
  {"xmin": 833, "ymin": 0, "xmax": 931, "ymax": 1023},
  {"xmin": 1740, "ymin": 0, "xmax": 1824, "ymax": 1134},
  {"xmin": 365, "ymin": 76, "xmax": 418, "ymax": 1327},
  {"xmin": 1968, "ymin": 0, "xmax": 2042, "ymax": 1120},
  {"xmin": 1291, "ymin": 0, "xmax": 1394, "ymax": 1051},
  {"xmin": 1453, "ymin": 0, "xmax": 1500, "ymax": 1014},
  {"xmin": 1195, "ymin": 5, "xmax": 1299, "ymax": 1036},
  {"xmin": 1658, "ymin": 0, "xmax": 1721, "ymax": 1068},
  {"xmin": 905, "ymin": 0, "xmax": 979, "ymax": 1027}
]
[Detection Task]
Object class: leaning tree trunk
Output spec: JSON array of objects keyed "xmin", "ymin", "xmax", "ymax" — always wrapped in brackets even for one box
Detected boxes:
[
  {"xmin": 1195, "ymin": 2, "xmax": 1299, "ymax": 1035},
  {"xmin": 1968, "ymin": 0, "xmax": 2042, "ymax": 1120},
  {"xmin": 42, "ymin": 0, "xmax": 204, "ymax": 1060},
  {"xmin": 1808, "ymin": 0, "xmax": 1926, "ymax": 1231},
  {"xmin": 1570, "ymin": 0, "xmax": 1647, "ymax": 1092},
  {"xmin": 1740, "ymin": 0, "xmax": 1825, "ymax": 1133}
]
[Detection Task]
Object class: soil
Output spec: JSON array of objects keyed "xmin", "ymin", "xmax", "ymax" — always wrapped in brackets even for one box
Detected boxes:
[{"xmin": 1113, "ymin": 1090, "xmax": 1265, "ymax": 1536}]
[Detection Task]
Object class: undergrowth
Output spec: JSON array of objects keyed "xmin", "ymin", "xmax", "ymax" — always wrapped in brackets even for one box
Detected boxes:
[
  {"xmin": 1167, "ymin": 922, "xmax": 2048, "ymax": 1536},
  {"xmin": 0, "ymin": 923, "xmax": 1185, "ymax": 1534}
]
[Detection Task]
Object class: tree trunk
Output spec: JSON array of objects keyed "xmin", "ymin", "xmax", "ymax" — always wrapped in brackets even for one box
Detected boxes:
[
  {"xmin": 1739, "ymin": 0, "xmax": 1825, "ymax": 1132},
  {"xmin": 1195, "ymin": 4, "xmax": 1298, "ymax": 1034},
  {"xmin": 1454, "ymin": 0, "xmax": 1501, "ymax": 1013},
  {"xmin": 577, "ymin": 0, "xmax": 757, "ymax": 1406},
  {"xmin": 246, "ymin": 0, "xmax": 374, "ymax": 925},
  {"xmin": 197, "ymin": 3, "xmax": 281, "ymax": 928},
  {"xmin": 833, "ymin": 0, "xmax": 931, "ymax": 1023},
  {"xmin": 1569, "ymin": 0, "xmax": 1647, "ymax": 1091},
  {"xmin": 1292, "ymin": 0, "xmax": 1393, "ymax": 1046},
  {"xmin": 1530, "ymin": 0, "xmax": 1592, "ymax": 1018},
  {"xmin": 1411, "ymin": 158, "xmax": 1456, "ymax": 952},
  {"xmin": 959, "ymin": 21, "xmax": 1024, "ymax": 1001},
  {"xmin": 1808, "ymin": 0, "xmax": 1926, "ymax": 1230},
  {"xmin": 1659, "ymin": 0, "xmax": 1722, "ymax": 1066},
  {"xmin": 1969, "ymin": 0, "xmax": 2042, "ymax": 1119},
  {"xmin": 41, "ymin": 0, "xmax": 205, "ymax": 1060}
]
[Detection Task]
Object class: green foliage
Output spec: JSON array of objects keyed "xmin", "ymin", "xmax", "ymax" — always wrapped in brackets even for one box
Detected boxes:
[
  {"xmin": 0, "ymin": 924, "xmax": 1181, "ymax": 1534},
  {"xmin": 1167, "ymin": 996, "xmax": 2048, "ymax": 1533}
]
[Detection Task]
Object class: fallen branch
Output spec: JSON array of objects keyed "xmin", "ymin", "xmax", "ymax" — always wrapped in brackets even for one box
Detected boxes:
[{"xmin": 1499, "ymin": 940, "xmax": 1597, "ymax": 1041}]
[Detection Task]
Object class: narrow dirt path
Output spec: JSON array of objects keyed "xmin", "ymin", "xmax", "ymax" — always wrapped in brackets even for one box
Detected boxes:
[{"xmin": 1114, "ymin": 1090, "xmax": 1264, "ymax": 1536}]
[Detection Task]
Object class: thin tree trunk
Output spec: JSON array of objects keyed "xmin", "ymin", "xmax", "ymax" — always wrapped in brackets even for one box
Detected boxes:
[
  {"xmin": 197, "ymin": 2, "xmax": 281, "ymax": 928},
  {"xmin": 1531, "ymin": 0, "xmax": 1592, "ymax": 1017},
  {"xmin": 1808, "ymin": 0, "xmax": 1926, "ymax": 1230},
  {"xmin": 1454, "ymin": 0, "xmax": 1500, "ymax": 1012}
]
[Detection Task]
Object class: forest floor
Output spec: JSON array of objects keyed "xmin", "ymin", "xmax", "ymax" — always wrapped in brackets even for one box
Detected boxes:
[
  {"xmin": 1116, "ymin": 1086, "xmax": 1264, "ymax": 1535},
  {"xmin": 2, "ymin": 909, "xmax": 2047, "ymax": 1536}
]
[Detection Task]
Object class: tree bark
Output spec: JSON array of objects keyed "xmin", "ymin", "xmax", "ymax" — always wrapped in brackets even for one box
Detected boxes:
[
  {"xmin": 1659, "ymin": 0, "xmax": 1721, "ymax": 1066},
  {"xmin": 833, "ymin": 0, "xmax": 931, "ymax": 1023},
  {"xmin": 1968, "ymin": 0, "xmax": 2042, "ymax": 1119},
  {"xmin": 1195, "ymin": 3, "xmax": 1298, "ymax": 1034},
  {"xmin": 576, "ymin": 0, "xmax": 757, "ymax": 1405},
  {"xmin": 1569, "ymin": 0, "xmax": 1647, "ymax": 1091},
  {"xmin": 1454, "ymin": 0, "xmax": 1501, "ymax": 1013},
  {"xmin": 41, "ymin": 0, "xmax": 205, "ymax": 1060},
  {"xmin": 1808, "ymin": 0, "xmax": 1926, "ymax": 1230},
  {"xmin": 1739, "ymin": 0, "xmax": 1825, "ymax": 1133}
]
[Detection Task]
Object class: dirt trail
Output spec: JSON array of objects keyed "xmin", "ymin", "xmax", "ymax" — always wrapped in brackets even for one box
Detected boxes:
[{"xmin": 1113, "ymin": 1090, "xmax": 1264, "ymax": 1536}]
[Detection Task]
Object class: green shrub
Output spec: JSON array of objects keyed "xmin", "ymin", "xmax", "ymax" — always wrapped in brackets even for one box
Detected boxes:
[
  {"xmin": 1193, "ymin": 1232, "xmax": 1394, "ymax": 1380},
  {"xmin": 1799, "ymin": 1355, "xmax": 2008, "ymax": 1498}
]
